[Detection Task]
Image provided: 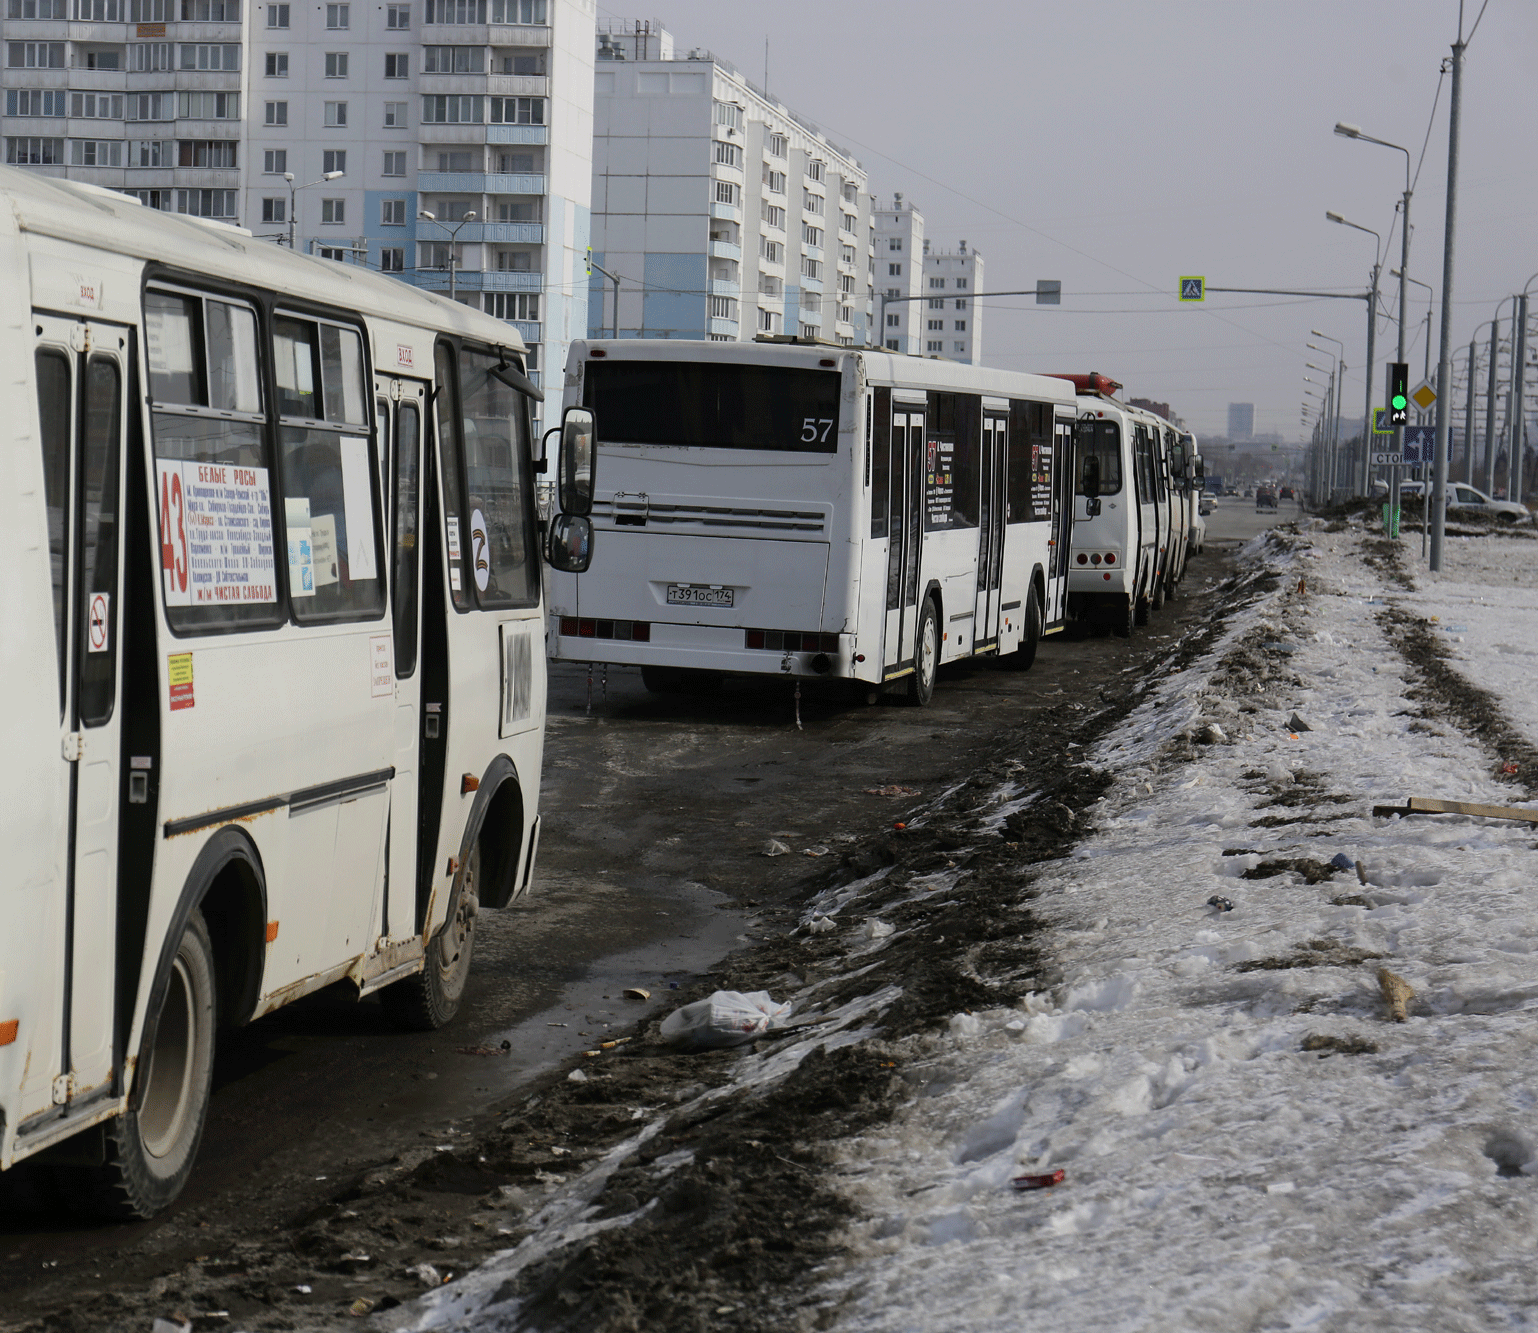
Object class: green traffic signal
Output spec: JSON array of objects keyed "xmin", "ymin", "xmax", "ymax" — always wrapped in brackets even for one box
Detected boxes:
[{"xmin": 1391, "ymin": 393, "xmax": 1408, "ymax": 410}]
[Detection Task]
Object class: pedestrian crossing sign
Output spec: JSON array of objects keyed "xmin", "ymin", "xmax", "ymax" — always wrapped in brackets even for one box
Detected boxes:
[
  {"xmin": 1373, "ymin": 408, "xmax": 1393, "ymax": 435},
  {"xmin": 1179, "ymin": 276, "xmax": 1205, "ymax": 302}
]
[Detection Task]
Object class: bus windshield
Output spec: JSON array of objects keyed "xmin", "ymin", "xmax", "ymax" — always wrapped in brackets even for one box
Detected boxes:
[
  {"xmin": 585, "ymin": 360, "xmax": 841, "ymax": 453},
  {"xmin": 1075, "ymin": 419, "xmax": 1123, "ymax": 495}
]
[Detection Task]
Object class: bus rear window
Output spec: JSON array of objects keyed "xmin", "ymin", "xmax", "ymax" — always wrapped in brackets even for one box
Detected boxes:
[
  {"xmin": 1074, "ymin": 419, "xmax": 1122, "ymax": 496},
  {"xmin": 584, "ymin": 360, "xmax": 841, "ymax": 453}
]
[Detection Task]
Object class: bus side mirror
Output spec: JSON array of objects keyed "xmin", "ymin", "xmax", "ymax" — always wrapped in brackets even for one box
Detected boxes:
[
  {"xmin": 558, "ymin": 406, "xmax": 595, "ymax": 516},
  {"xmin": 546, "ymin": 513, "xmax": 592, "ymax": 573}
]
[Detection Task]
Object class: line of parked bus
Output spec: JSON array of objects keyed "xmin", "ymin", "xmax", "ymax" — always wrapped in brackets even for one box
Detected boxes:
[
  {"xmin": 1, "ymin": 162, "xmax": 1199, "ymax": 1221},
  {"xmin": 547, "ymin": 345, "xmax": 1205, "ymax": 700}
]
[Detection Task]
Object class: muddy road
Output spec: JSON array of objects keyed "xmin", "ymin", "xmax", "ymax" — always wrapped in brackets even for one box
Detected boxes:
[{"xmin": 0, "ymin": 518, "xmax": 1274, "ymax": 1333}]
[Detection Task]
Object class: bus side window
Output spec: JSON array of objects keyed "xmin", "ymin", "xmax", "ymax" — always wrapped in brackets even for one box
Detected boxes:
[
  {"xmin": 433, "ymin": 341, "xmax": 471, "ymax": 610},
  {"xmin": 871, "ymin": 388, "xmax": 891, "ymax": 539},
  {"xmin": 273, "ymin": 315, "xmax": 383, "ymax": 622},
  {"xmin": 78, "ymin": 356, "xmax": 122, "ymax": 726},
  {"xmin": 35, "ymin": 349, "xmax": 72, "ymax": 715},
  {"xmin": 393, "ymin": 403, "xmax": 420, "ymax": 676}
]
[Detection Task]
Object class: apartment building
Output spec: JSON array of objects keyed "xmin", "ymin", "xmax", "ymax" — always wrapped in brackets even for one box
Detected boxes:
[
  {"xmin": 0, "ymin": 0, "xmax": 595, "ymax": 413},
  {"xmin": 872, "ymin": 193, "xmax": 923, "ymax": 355},
  {"xmin": 589, "ymin": 22, "xmax": 875, "ymax": 345},
  {"xmin": 922, "ymin": 238, "xmax": 983, "ymax": 365}
]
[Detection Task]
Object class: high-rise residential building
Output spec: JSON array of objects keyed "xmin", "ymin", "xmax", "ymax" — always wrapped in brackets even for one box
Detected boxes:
[
  {"xmin": 1228, "ymin": 402, "xmax": 1255, "ymax": 440},
  {"xmin": 589, "ymin": 21, "xmax": 875, "ymax": 345},
  {"xmin": 921, "ymin": 238, "xmax": 982, "ymax": 365},
  {"xmin": 872, "ymin": 194, "xmax": 922, "ymax": 354},
  {"xmin": 0, "ymin": 0, "xmax": 595, "ymax": 423}
]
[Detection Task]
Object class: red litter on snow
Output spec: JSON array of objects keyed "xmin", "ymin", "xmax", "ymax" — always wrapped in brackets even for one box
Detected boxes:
[
  {"xmin": 1011, "ymin": 1169, "xmax": 1065, "ymax": 1191},
  {"xmin": 1503, "ymin": 762, "xmax": 1519, "ymax": 774},
  {"xmin": 893, "ymin": 821, "xmax": 907, "ymax": 830}
]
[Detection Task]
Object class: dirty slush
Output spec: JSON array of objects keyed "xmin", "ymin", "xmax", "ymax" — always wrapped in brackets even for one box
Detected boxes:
[{"xmin": 2, "ymin": 549, "xmax": 1276, "ymax": 1333}]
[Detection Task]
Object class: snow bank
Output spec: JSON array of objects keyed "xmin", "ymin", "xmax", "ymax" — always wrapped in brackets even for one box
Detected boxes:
[{"xmin": 820, "ymin": 527, "xmax": 1538, "ymax": 1333}]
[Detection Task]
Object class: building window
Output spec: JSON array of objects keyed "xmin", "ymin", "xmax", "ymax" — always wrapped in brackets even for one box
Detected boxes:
[
  {"xmin": 497, "ymin": 200, "xmax": 538, "ymax": 221},
  {"xmin": 497, "ymin": 151, "xmax": 533, "ymax": 172},
  {"xmin": 714, "ymin": 181, "xmax": 738, "ymax": 206},
  {"xmin": 954, "ymin": 320, "xmax": 966, "ymax": 331},
  {"xmin": 321, "ymin": 197, "xmax": 344, "ymax": 223},
  {"xmin": 68, "ymin": 92, "xmax": 123, "ymax": 118},
  {"xmin": 489, "ymin": 0, "xmax": 542, "ymax": 18},
  {"xmin": 381, "ymin": 198, "xmax": 405, "ymax": 224},
  {"xmin": 325, "ymin": 1, "xmax": 347, "ymax": 24},
  {"xmin": 180, "ymin": 43, "xmax": 240, "ymax": 69},
  {"xmin": 424, "ymin": 0, "xmax": 486, "ymax": 21},
  {"xmin": 886, "ymin": 313, "xmax": 899, "ymax": 327},
  {"xmin": 955, "ymin": 298, "xmax": 967, "ymax": 309},
  {"xmin": 929, "ymin": 277, "xmax": 944, "ymax": 289},
  {"xmin": 422, "ymin": 94, "xmax": 483, "ymax": 124},
  {"xmin": 489, "ymin": 96, "xmax": 543, "ymax": 124},
  {"xmin": 383, "ymin": 101, "xmax": 407, "ymax": 127},
  {"xmin": 265, "ymin": 100, "xmax": 287, "ymax": 125},
  {"xmin": 885, "ymin": 339, "xmax": 899, "ymax": 351},
  {"xmin": 956, "ymin": 278, "xmax": 968, "ymax": 289},
  {"xmin": 324, "ymin": 100, "xmax": 347, "ymax": 126},
  {"xmin": 802, "ymin": 188, "xmax": 823, "ymax": 214},
  {"xmin": 261, "ymin": 197, "xmax": 285, "ymax": 222},
  {"xmin": 178, "ymin": 0, "xmax": 238, "ymax": 17},
  {"xmin": 7, "ymin": 42, "xmax": 65, "ymax": 67},
  {"xmin": 495, "ymin": 251, "xmax": 532, "ymax": 271},
  {"xmin": 802, "ymin": 224, "xmax": 822, "ymax": 248},
  {"xmin": 176, "ymin": 188, "xmax": 237, "ymax": 217},
  {"xmin": 888, "ymin": 237, "xmax": 902, "ymax": 252},
  {"xmin": 888, "ymin": 263, "xmax": 901, "ymax": 276},
  {"xmin": 763, "ymin": 166, "xmax": 786, "ymax": 194},
  {"xmin": 841, "ymin": 212, "xmax": 856, "ymax": 234},
  {"xmin": 482, "ymin": 292, "xmax": 539, "ymax": 320},
  {"xmin": 928, "ymin": 341, "xmax": 942, "ymax": 353},
  {"xmin": 436, "ymin": 150, "xmax": 474, "ymax": 171},
  {"xmin": 382, "ymin": 150, "xmax": 405, "ymax": 176},
  {"xmin": 128, "ymin": 139, "xmax": 170, "ymax": 166},
  {"xmin": 884, "ymin": 287, "xmax": 900, "ymax": 299},
  {"xmin": 760, "ymin": 238, "xmax": 783, "ymax": 264},
  {"xmin": 385, "ymin": 52, "xmax": 408, "ymax": 77},
  {"xmin": 7, "ymin": 0, "xmax": 67, "ymax": 13},
  {"xmin": 954, "ymin": 342, "xmax": 966, "ymax": 353},
  {"xmin": 758, "ymin": 309, "xmax": 776, "ymax": 333},
  {"xmin": 423, "ymin": 44, "xmax": 484, "ymax": 71},
  {"xmin": 761, "ymin": 203, "xmax": 785, "ymax": 229},
  {"xmin": 178, "ymin": 91, "xmax": 240, "ymax": 118},
  {"xmin": 325, "ymin": 51, "xmax": 349, "ymax": 77},
  {"xmin": 927, "ymin": 319, "xmax": 942, "ymax": 331},
  {"xmin": 801, "ymin": 257, "xmax": 822, "ymax": 280},
  {"xmin": 767, "ymin": 133, "xmax": 786, "ymax": 157},
  {"xmin": 6, "ymin": 136, "xmax": 64, "ymax": 163},
  {"xmin": 71, "ymin": 139, "xmax": 124, "ymax": 166},
  {"xmin": 806, "ymin": 159, "xmax": 824, "ymax": 182},
  {"xmin": 263, "ymin": 148, "xmax": 286, "ymax": 173},
  {"xmin": 265, "ymin": 51, "xmax": 287, "ymax": 76},
  {"xmin": 713, "ymin": 141, "xmax": 741, "ymax": 168},
  {"xmin": 176, "ymin": 139, "xmax": 237, "ymax": 167},
  {"xmin": 420, "ymin": 241, "xmax": 460, "ymax": 268},
  {"xmin": 131, "ymin": 42, "xmax": 173, "ymax": 71},
  {"xmin": 708, "ymin": 295, "xmax": 735, "ymax": 320},
  {"xmin": 928, "ymin": 298, "xmax": 944, "ymax": 309},
  {"xmin": 840, "ymin": 243, "xmax": 857, "ymax": 264},
  {"xmin": 266, "ymin": 1, "xmax": 287, "ymax": 23},
  {"xmin": 380, "ymin": 247, "xmax": 404, "ymax": 272},
  {"xmin": 385, "ymin": 1, "xmax": 407, "ymax": 23},
  {"xmin": 323, "ymin": 149, "xmax": 346, "ymax": 173}
]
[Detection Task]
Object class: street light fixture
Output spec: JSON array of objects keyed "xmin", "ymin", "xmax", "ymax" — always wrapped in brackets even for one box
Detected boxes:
[
  {"xmin": 419, "ymin": 208, "xmax": 477, "ymax": 303},
  {"xmin": 283, "ymin": 169, "xmax": 344, "ymax": 251}
]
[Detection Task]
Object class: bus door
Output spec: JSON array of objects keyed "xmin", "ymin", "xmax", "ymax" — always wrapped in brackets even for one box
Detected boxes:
[
  {"xmin": 1047, "ymin": 416, "xmax": 1074, "ymax": 625},
  {"xmin": 974, "ymin": 414, "xmax": 1006, "ymax": 650},
  {"xmin": 884, "ymin": 406, "xmax": 924, "ymax": 674},
  {"xmin": 375, "ymin": 376, "xmax": 430, "ymax": 944},
  {"xmin": 33, "ymin": 315, "xmax": 131, "ymax": 1109}
]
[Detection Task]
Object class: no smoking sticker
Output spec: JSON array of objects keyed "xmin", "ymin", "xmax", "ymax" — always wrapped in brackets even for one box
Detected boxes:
[{"xmin": 87, "ymin": 592, "xmax": 110, "ymax": 653}]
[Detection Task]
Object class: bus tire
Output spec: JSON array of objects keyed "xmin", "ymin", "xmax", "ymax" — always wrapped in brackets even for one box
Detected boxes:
[
  {"xmin": 381, "ymin": 846, "xmax": 479, "ymax": 1032},
  {"xmin": 1114, "ymin": 595, "xmax": 1135, "ymax": 639},
  {"xmin": 1134, "ymin": 592, "xmax": 1151, "ymax": 626},
  {"xmin": 1152, "ymin": 579, "xmax": 1165, "ymax": 612},
  {"xmin": 906, "ymin": 598, "xmax": 939, "ymax": 707},
  {"xmin": 72, "ymin": 908, "xmax": 217, "ymax": 1220},
  {"xmin": 1004, "ymin": 587, "xmax": 1041, "ymax": 671}
]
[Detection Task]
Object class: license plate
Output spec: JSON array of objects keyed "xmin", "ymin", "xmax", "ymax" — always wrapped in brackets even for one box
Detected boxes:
[{"xmin": 666, "ymin": 584, "xmax": 733, "ymax": 608}]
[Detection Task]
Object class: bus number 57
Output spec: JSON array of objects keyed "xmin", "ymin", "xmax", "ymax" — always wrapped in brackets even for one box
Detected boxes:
[{"xmin": 800, "ymin": 418, "xmax": 834, "ymax": 444}]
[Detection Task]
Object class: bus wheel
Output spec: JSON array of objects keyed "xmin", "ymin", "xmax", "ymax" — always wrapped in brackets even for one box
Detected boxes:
[
  {"xmin": 1133, "ymin": 593, "xmax": 1151, "ymax": 627},
  {"xmin": 382, "ymin": 848, "xmax": 479, "ymax": 1031},
  {"xmin": 1114, "ymin": 595, "xmax": 1135, "ymax": 639},
  {"xmin": 74, "ymin": 909, "xmax": 216, "ymax": 1219},
  {"xmin": 1004, "ymin": 587, "xmax": 1041, "ymax": 671},
  {"xmin": 907, "ymin": 598, "xmax": 939, "ymax": 706}
]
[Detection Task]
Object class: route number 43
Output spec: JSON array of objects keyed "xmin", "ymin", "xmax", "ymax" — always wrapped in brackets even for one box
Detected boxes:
[{"xmin": 800, "ymin": 418, "xmax": 834, "ymax": 444}]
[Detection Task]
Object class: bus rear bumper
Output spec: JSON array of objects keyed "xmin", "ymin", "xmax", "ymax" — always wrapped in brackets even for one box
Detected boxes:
[
  {"xmin": 550, "ymin": 621, "xmax": 861, "ymax": 681},
  {"xmin": 1068, "ymin": 568, "xmax": 1129, "ymax": 595}
]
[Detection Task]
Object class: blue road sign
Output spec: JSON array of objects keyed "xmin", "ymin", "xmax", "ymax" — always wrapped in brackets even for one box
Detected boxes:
[
  {"xmin": 1372, "ymin": 408, "xmax": 1394, "ymax": 435},
  {"xmin": 1402, "ymin": 425, "xmax": 1434, "ymax": 464},
  {"xmin": 1179, "ymin": 276, "xmax": 1205, "ymax": 302}
]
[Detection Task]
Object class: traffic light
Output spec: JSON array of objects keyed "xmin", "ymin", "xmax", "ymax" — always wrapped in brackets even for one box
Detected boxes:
[{"xmin": 1388, "ymin": 362, "xmax": 1410, "ymax": 426}]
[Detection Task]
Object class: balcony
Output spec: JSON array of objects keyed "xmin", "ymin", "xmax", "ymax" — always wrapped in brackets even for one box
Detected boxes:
[
  {"xmin": 67, "ymin": 69, "xmax": 127, "ymax": 91},
  {"xmin": 708, "ymin": 317, "xmax": 739, "ymax": 337},
  {"xmin": 486, "ymin": 123, "xmax": 546, "ymax": 145},
  {"xmin": 411, "ymin": 269, "xmax": 541, "ymax": 293},
  {"xmin": 451, "ymin": 221, "xmax": 544, "ymax": 243},
  {"xmin": 487, "ymin": 22, "xmax": 549, "ymax": 45},
  {"xmin": 708, "ymin": 279, "xmax": 739, "ymax": 297},
  {"xmin": 708, "ymin": 240, "xmax": 740, "ymax": 262},
  {"xmin": 416, "ymin": 170, "xmax": 544, "ymax": 195},
  {"xmin": 485, "ymin": 74, "xmax": 547, "ymax": 96},
  {"xmin": 709, "ymin": 201, "xmax": 740, "ymax": 223}
]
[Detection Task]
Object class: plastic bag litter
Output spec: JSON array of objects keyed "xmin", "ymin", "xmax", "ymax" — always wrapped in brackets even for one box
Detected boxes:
[{"xmin": 659, "ymin": 990, "xmax": 793, "ymax": 1050}]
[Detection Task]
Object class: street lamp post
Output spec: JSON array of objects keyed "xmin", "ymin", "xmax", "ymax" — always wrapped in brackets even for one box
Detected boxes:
[
  {"xmin": 1306, "ymin": 358, "xmax": 1338, "ymax": 495},
  {"xmin": 587, "ymin": 257, "xmax": 621, "ymax": 340},
  {"xmin": 1334, "ymin": 123, "xmax": 1411, "ymax": 528},
  {"xmin": 418, "ymin": 209, "xmax": 477, "ymax": 303},
  {"xmin": 1321, "ymin": 216, "xmax": 1380, "ymax": 497},
  {"xmin": 1309, "ymin": 332, "xmax": 1346, "ymax": 496},
  {"xmin": 283, "ymin": 170, "xmax": 344, "ymax": 251},
  {"xmin": 1391, "ymin": 269, "xmax": 1435, "ymax": 386},
  {"xmin": 1508, "ymin": 271, "xmax": 1538, "ymax": 507}
]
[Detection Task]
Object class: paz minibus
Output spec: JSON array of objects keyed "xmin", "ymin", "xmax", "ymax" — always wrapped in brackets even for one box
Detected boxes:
[
  {"xmin": 546, "ymin": 338, "xmax": 1079, "ymax": 703},
  {"xmin": 0, "ymin": 165, "xmax": 595, "ymax": 1217}
]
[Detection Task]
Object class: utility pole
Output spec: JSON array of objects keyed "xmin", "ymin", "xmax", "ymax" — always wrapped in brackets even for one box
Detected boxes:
[
  {"xmin": 1464, "ymin": 339, "xmax": 1475, "ymax": 484},
  {"xmin": 1484, "ymin": 317, "xmax": 1499, "ymax": 493},
  {"xmin": 588, "ymin": 257, "xmax": 621, "ymax": 339},
  {"xmin": 1429, "ymin": 30, "xmax": 1466, "ymax": 570},
  {"xmin": 1510, "ymin": 294, "xmax": 1528, "ymax": 505}
]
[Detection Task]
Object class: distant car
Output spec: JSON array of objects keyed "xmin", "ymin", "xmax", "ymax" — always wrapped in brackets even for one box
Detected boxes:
[
  {"xmin": 1255, "ymin": 487, "xmax": 1278, "ymax": 510},
  {"xmin": 1198, "ymin": 494, "xmax": 1215, "ymax": 516},
  {"xmin": 1279, "ymin": 486, "xmax": 1294, "ymax": 500},
  {"xmin": 1447, "ymin": 483, "xmax": 1529, "ymax": 522},
  {"xmin": 1243, "ymin": 487, "xmax": 1254, "ymax": 498},
  {"xmin": 1224, "ymin": 487, "xmax": 1239, "ymax": 496}
]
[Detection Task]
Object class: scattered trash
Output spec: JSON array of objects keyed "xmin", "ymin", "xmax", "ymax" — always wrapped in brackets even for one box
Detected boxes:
[
  {"xmin": 1328, "ymin": 852, "xmax": 1354, "ymax": 871},
  {"xmin": 1011, "ymin": 1168, "xmax": 1066, "ymax": 1191},
  {"xmin": 1207, "ymin": 895, "xmax": 1235, "ymax": 913},
  {"xmin": 1355, "ymin": 860, "xmax": 1369, "ymax": 886},
  {"xmin": 805, "ymin": 915, "xmax": 836, "ymax": 934},
  {"xmin": 668, "ymin": 981, "xmax": 680, "ymax": 989},
  {"xmin": 406, "ymin": 1263, "xmax": 443, "ymax": 1288},
  {"xmin": 1194, "ymin": 723, "xmax": 1227, "ymax": 745},
  {"xmin": 455, "ymin": 1041, "xmax": 512, "ymax": 1056},
  {"xmin": 1444, "ymin": 624, "xmax": 1468, "ymax": 632},
  {"xmin": 151, "ymin": 1319, "xmax": 191, "ymax": 1333},
  {"xmin": 546, "ymin": 1022, "xmax": 568, "ymax": 1027},
  {"xmin": 761, "ymin": 839, "xmax": 790, "ymax": 857},
  {"xmin": 1373, "ymin": 796, "xmax": 1538, "ymax": 826},
  {"xmin": 1377, "ymin": 966, "xmax": 1415, "ymax": 1023},
  {"xmin": 1287, "ymin": 712, "xmax": 1312, "ymax": 733},
  {"xmin": 294, "ymin": 1286, "xmax": 312, "ymax": 1295},
  {"xmin": 864, "ymin": 785, "xmax": 921, "ymax": 797},
  {"xmin": 659, "ymin": 990, "xmax": 793, "ymax": 1050},
  {"xmin": 623, "ymin": 987, "xmax": 652, "ymax": 1001},
  {"xmin": 1503, "ymin": 762, "xmax": 1520, "ymax": 775},
  {"xmin": 893, "ymin": 821, "xmax": 907, "ymax": 830},
  {"xmin": 348, "ymin": 1298, "xmax": 376, "ymax": 1317},
  {"xmin": 861, "ymin": 919, "xmax": 895, "ymax": 940},
  {"xmin": 802, "ymin": 844, "xmax": 830, "ymax": 857},
  {"xmin": 1302, "ymin": 1032, "xmax": 1379, "ymax": 1057},
  {"xmin": 567, "ymin": 1068, "xmax": 589, "ymax": 1083}
]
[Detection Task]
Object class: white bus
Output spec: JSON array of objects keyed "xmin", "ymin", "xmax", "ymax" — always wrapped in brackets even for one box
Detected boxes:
[
  {"xmin": 546, "ymin": 339, "xmax": 1079, "ymax": 703},
  {"xmin": 0, "ymin": 166, "xmax": 594, "ymax": 1217},
  {"xmin": 1060, "ymin": 374, "xmax": 1192, "ymax": 636}
]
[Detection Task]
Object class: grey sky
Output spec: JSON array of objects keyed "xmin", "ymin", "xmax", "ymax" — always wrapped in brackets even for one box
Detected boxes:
[{"xmin": 596, "ymin": 1, "xmax": 1538, "ymax": 440}]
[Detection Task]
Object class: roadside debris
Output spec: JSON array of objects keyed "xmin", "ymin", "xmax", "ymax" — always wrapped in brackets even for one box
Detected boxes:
[
  {"xmin": 150, "ymin": 1318, "xmax": 191, "ymax": 1333},
  {"xmin": 1287, "ymin": 712, "xmax": 1312, "ymax": 733},
  {"xmin": 865, "ymin": 785, "xmax": 921, "ymax": 797},
  {"xmin": 455, "ymin": 1040, "xmax": 512, "ymax": 1056},
  {"xmin": 1372, "ymin": 796, "xmax": 1538, "ymax": 825},
  {"xmin": 1206, "ymin": 895, "xmax": 1235, "ymax": 913},
  {"xmin": 659, "ymin": 990, "xmax": 793, "ymax": 1050},
  {"xmin": 1194, "ymin": 723, "xmax": 1228, "ymax": 745},
  {"xmin": 1377, "ymin": 967, "xmax": 1415, "ymax": 1022},
  {"xmin": 1302, "ymin": 1033, "xmax": 1379, "ymax": 1057},
  {"xmin": 761, "ymin": 839, "xmax": 791, "ymax": 857},
  {"xmin": 861, "ymin": 919, "xmax": 895, "ymax": 940},
  {"xmin": 1012, "ymin": 1169, "xmax": 1066, "ymax": 1191},
  {"xmin": 623, "ymin": 987, "xmax": 652, "ymax": 1001},
  {"xmin": 348, "ymin": 1297, "xmax": 376, "ymax": 1317},
  {"xmin": 405, "ymin": 1263, "xmax": 443, "ymax": 1288}
]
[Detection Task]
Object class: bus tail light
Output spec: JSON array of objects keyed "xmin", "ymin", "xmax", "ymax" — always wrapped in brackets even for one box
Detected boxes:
[
  {"xmin": 1076, "ymin": 553, "xmax": 1088, "ymax": 565},
  {"xmin": 560, "ymin": 617, "xmax": 650, "ymax": 642},
  {"xmin": 1104, "ymin": 552, "xmax": 1116, "ymax": 564},
  {"xmin": 745, "ymin": 629, "xmax": 839, "ymax": 653},
  {"xmin": 1090, "ymin": 553, "xmax": 1101, "ymax": 565}
]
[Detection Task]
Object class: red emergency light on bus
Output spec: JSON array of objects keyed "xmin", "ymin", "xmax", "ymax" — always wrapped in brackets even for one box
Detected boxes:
[{"xmin": 1041, "ymin": 372, "xmax": 1124, "ymax": 398}]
